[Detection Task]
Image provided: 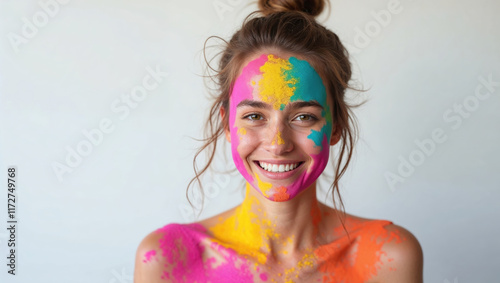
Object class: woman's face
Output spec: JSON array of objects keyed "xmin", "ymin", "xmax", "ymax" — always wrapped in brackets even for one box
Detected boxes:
[{"xmin": 227, "ymin": 53, "xmax": 336, "ymax": 202}]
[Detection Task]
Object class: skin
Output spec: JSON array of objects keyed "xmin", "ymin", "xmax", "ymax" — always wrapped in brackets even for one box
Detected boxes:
[
  {"xmin": 227, "ymin": 53, "xmax": 334, "ymax": 203},
  {"xmin": 134, "ymin": 50, "xmax": 424, "ymax": 283}
]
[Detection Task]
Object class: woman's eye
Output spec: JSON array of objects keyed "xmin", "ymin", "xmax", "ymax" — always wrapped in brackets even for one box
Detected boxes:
[
  {"xmin": 245, "ymin": 114, "xmax": 263, "ymax": 121},
  {"xmin": 294, "ymin": 114, "xmax": 316, "ymax": 121}
]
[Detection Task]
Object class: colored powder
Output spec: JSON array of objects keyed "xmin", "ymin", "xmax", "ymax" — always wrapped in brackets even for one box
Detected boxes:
[
  {"xmin": 238, "ymin": 127, "xmax": 247, "ymax": 136},
  {"xmin": 255, "ymin": 173, "xmax": 273, "ymax": 198},
  {"xmin": 285, "ymin": 57, "xmax": 332, "ymax": 149},
  {"xmin": 258, "ymin": 54, "xmax": 297, "ymax": 110},
  {"xmin": 229, "ymin": 54, "xmax": 268, "ymax": 185},
  {"xmin": 142, "ymin": 249, "xmax": 156, "ymax": 263},
  {"xmin": 155, "ymin": 223, "xmax": 256, "ymax": 282},
  {"xmin": 307, "ymin": 129, "xmax": 324, "ymax": 148},
  {"xmin": 260, "ymin": 273, "xmax": 268, "ymax": 281},
  {"xmin": 207, "ymin": 242, "xmax": 255, "ymax": 283},
  {"xmin": 155, "ymin": 224, "xmax": 207, "ymax": 282},
  {"xmin": 273, "ymin": 186, "xmax": 290, "ymax": 202},
  {"xmin": 230, "ymin": 54, "xmax": 332, "ymax": 202},
  {"xmin": 160, "ymin": 271, "xmax": 169, "ymax": 280},
  {"xmin": 209, "ymin": 186, "xmax": 279, "ymax": 264},
  {"xmin": 307, "ymin": 106, "xmax": 333, "ymax": 150},
  {"xmin": 286, "ymin": 57, "xmax": 327, "ymax": 106},
  {"xmin": 271, "ymin": 131, "xmax": 285, "ymax": 145},
  {"xmin": 314, "ymin": 220, "xmax": 402, "ymax": 283},
  {"xmin": 283, "ymin": 252, "xmax": 315, "ymax": 282}
]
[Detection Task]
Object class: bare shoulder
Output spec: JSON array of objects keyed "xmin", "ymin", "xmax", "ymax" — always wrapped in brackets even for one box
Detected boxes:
[
  {"xmin": 197, "ymin": 205, "xmax": 238, "ymax": 229},
  {"xmin": 134, "ymin": 223, "xmax": 207, "ymax": 283},
  {"xmin": 372, "ymin": 223, "xmax": 424, "ymax": 283},
  {"xmin": 326, "ymin": 211, "xmax": 423, "ymax": 282},
  {"xmin": 134, "ymin": 229, "xmax": 166, "ymax": 283}
]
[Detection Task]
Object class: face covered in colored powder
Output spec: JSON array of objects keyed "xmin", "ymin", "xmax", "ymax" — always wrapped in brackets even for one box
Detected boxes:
[{"xmin": 228, "ymin": 53, "xmax": 335, "ymax": 202}]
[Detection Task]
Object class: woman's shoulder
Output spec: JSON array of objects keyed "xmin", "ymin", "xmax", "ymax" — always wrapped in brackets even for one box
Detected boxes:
[
  {"xmin": 336, "ymin": 213, "xmax": 424, "ymax": 282},
  {"xmin": 134, "ymin": 222, "xmax": 209, "ymax": 283},
  {"xmin": 137, "ymin": 222, "xmax": 208, "ymax": 250},
  {"xmin": 338, "ymin": 212, "xmax": 423, "ymax": 260}
]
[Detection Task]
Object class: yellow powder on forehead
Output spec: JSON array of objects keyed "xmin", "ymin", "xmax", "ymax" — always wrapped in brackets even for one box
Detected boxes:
[{"xmin": 258, "ymin": 54, "xmax": 297, "ymax": 110}]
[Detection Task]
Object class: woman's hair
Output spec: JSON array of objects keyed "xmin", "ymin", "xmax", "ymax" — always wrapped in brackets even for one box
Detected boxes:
[{"xmin": 187, "ymin": 0, "xmax": 361, "ymax": 217}]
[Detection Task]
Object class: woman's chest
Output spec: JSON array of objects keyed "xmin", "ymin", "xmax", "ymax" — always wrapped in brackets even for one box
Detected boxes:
[{"xmin": 195, "ymin": 239, "xmax": 368, "ymax": 283}]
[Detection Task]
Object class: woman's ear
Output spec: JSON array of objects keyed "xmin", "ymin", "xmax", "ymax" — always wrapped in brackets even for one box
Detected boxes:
[
  {"xmin": 220, "ymin": 106, "xmax": 231, "ymax": 143},
  {"xmin": 330, "ymin": 125, "xmax": 341, "ymax": 146}
]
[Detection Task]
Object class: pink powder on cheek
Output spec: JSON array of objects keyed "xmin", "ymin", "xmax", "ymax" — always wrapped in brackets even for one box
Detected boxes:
[
  {"xmin": 229, "ymin": 54, "xmax": 268, "ymax": 184},
  {"xmin": 282, "ymin": 135, "xmax": 330, "ymax": 199},
  {"xmin": 142, "ymin": 249, "xmax": 157, "ymax": 263}
]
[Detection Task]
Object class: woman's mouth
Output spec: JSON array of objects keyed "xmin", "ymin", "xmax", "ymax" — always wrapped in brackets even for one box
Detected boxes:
[
  {"xmin": 253, "ymin": 161, "xmax": 304, "ymax": 180},
  {"xmin": 256, "ymin": 161, "xmax": 304, "ymax": 173}
]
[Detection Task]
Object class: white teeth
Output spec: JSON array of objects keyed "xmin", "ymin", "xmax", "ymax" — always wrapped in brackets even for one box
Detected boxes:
[{"xmin": 259, "ymin": 162, "xmax": 301, "ymax": 173}]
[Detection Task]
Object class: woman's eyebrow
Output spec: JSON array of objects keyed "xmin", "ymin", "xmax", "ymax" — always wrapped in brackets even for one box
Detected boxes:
[
  {"xmin": 237, "ymin": 99, "xmax": 272, "ymax": 109},
  {"xmin": 236, "ymin": 99, "xmax": 323, "ymax": 110},
  {"xmin": 287, "ymin": 100, "xmax": 324, "ymax": 110}
]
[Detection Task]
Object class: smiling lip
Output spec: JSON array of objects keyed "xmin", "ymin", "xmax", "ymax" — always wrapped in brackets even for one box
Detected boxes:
[{"xmin": 253, "ymin": 160, "xmax": 304, "ymax": 180}]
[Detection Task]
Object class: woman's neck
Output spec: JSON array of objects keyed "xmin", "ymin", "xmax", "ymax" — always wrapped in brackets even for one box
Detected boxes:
[{"xmin": 209, "ymin": 182, "xmax": 331, "ymax": 263}]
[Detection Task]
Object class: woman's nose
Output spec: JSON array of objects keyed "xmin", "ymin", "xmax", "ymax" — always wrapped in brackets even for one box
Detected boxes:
[{"xmin": 263, "ymin": 124, "xmax": 294, "ymax": 155}]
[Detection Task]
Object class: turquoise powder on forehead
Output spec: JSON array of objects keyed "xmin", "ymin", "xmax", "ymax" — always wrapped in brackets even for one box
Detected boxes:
[{"xmin": 284, "ymin": 57, "xmax": 333, "ymax": 149}]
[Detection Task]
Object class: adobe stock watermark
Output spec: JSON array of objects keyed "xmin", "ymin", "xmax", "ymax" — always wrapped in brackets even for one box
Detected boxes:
[
  {"xmin": 51, "ymin": 65, "xmax": 169, "ymax": 182},
  {"xmin": 344, "ymin": 0, "xmax": 408, "ymax": 55},
  {"xmin": 108, "ymin": 266, "xmax": 133, "ymax": 283},
  {"xmin": 385, "ymin": 74, "xmax": 499, "ymax": 192},
  {"xmin": 179, "ymin": 166, "xmax": 239, "ymax": 222},
  {"xmin": 213, "ymin": 0, "xmax": 245, "ymax": 21},
  {"xmin": 7, "ymin": 0, "xmax": 71, "ymax": 54},
  {"xmin": 444, "ymin": 278, "xmax": 459, "ymax": 283}
]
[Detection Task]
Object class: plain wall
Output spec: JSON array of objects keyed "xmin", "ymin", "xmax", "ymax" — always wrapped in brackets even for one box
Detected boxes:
[{"xmin": 0, "ymin": 0, "xmax": 499, "ymax": 282}]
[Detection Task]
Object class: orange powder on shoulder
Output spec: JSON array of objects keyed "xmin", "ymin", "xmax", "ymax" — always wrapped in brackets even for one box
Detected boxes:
[{"xmin": 314, "ymin": 221, "xmax": 402, "ymax": 283}]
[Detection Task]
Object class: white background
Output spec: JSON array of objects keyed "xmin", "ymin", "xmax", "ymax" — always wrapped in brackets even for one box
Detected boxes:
[{"xmin": 0, "ymin": 0, "xmax": 499, "ymax": 282}]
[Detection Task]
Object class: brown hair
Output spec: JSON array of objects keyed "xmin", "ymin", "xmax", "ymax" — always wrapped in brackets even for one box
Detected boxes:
[{"xmin": 187, "ymin": 0, "xmax": 362, "ymax": 218}]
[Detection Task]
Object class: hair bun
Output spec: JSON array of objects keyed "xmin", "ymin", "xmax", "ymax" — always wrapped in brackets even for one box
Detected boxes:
[{"xmin": 258, "ymin": 0, "xmax": 325, "ymax": 17}]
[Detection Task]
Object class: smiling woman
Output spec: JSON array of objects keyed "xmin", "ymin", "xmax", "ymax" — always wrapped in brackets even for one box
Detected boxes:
[
  {"xmin": 134, "ymin": 0, "xmax": 423, "ymax": 282},
  {"xmin": 228, "ymin": 53, "xmax": 334, "ymax": 202}
]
